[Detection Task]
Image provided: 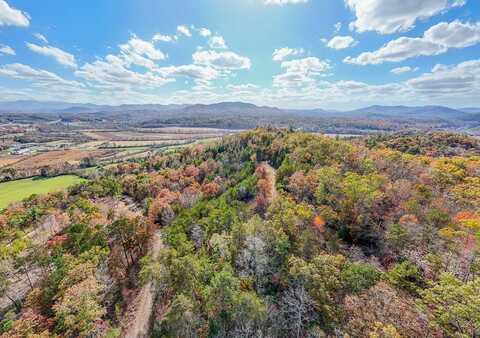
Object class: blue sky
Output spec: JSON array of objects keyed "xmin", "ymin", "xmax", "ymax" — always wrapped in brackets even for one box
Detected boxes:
[{"xmin": 0, "ymin": 0, "xmax": 479, "ymax": 109}]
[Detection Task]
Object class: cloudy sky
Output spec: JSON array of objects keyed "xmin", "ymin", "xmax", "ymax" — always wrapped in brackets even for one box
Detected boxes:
[{"xmin": 0, "ymin": 0, "xmax": 479, "ymax": 109}]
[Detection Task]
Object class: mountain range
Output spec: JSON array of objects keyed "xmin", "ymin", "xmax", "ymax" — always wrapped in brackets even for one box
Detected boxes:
[{"xmin": 0, "ymin": 100, "xmax": 479, "ymax": 122}]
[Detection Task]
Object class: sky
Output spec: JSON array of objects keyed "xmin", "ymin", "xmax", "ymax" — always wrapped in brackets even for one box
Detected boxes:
[{"xmin": 0, "ymin": 0, "xmax": 479, "ymax": 110}]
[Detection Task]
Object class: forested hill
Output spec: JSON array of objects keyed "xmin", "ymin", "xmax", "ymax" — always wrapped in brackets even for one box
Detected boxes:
[{"xmin": 0, "ymin": 129, "xmax": 479, "ymax": 337}]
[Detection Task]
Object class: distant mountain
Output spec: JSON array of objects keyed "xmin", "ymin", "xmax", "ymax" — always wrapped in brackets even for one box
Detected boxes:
[
  {"xmin": 342, "ymin": 105, "xmax": 469, "ymax": 120},
  {"xmin": 0, "ymin": 100, "xmax": 473, "ymax": 122},
  {"xmin": 460, "ymin": 107, "xmax": 480, "ymax": 114},
  {"xmin": 0, "ymin": 100, "xmax": 83, "ymax": 112}
]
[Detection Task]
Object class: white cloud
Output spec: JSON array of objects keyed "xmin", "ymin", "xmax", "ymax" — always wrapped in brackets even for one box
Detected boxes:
[
  {"xmin": 75, "ymin": 55, "xmax": 173, "ymax": 88},
  {"xmin": 157, "ymin": 64, "xmax": 218, "ymax": 81},
  {"xmin": 345, "ymin": 20, "xmax": 480, "ymax": 65},
  {"xmin": 406, "ymin": 59, "xmax": 480, "ymax": 96},
  {"xmin": 326, "ymin": 36, "xmax": 357, "ymax": 49},
  {"xmin": 227, "ymin": 83, "xmax": 258, "ymax": 91},
  {"xmin": 391, "ymin": 66, "xmax": 419, "ymax": 74},
  {"xmin": 0, "ymin": 63, "xmax": 83, "ymax": 88},
  {"xmin": 119, "ymin": 36, "xmax": 166, "ymax": 69},
  {"xmin": 153, "ymin": 34, "xmax": 176, "ymax": 42},
  {"xmin": 208, "ymin": 36, "xmax": 228, "ymax": 49},
  {"xmin": 193, "ymin": 50, "xmax": 251, "ymax": 70},
  {"xmin": 281, "ymin": 57, "xmax": 330, "ymax": 74},
  {"xmin": 265, "ymin": 0, "xmax": 308, "ymax": 5},
  {"xmin": 272, "ymin": 47, "xmax": 304, "ymax": 61},
  {"xmin": 198, "ymin": 28, "xmax": 212, "ymax": 37},
  {"xmin": 0, "ymin": 44, "xmax": 15, "ymax": 55},
  {"xmin": 177, "ymin": 25, "xmax": 192, "ymax": 37},
  {"xmin": 0, "ymin": 0, "xmax": 29, "ymax": 27},
  {"xmin": 34, "ymin": 33, "xmax": 48, "ymax": 44},
  {"xmin": 346, "ymin": 0, "xmax": 465, "ymax": 34},
  {"xmin": 274, "ymin": 57, "xmax": 331, "ymax": 87},
  {"xmin": 26, "ymin": 43, "xmax": 77, "ymax": 69},
  {"xmin": 424, "ymin": 20, "xmax": 480, "ymax": 48}
]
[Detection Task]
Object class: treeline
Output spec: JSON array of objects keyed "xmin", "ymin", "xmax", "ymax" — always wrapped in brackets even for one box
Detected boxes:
[{"xmin": 366, "ymin": 131, "xmax": 480, "ymax": 156}]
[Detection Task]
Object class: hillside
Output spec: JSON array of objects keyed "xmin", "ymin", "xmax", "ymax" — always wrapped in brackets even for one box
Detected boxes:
[
  {"xmin": 1, "ymin": 101, "xmax": 480, "ymax": 134},
  {"xmin": 0, "ymin": 129, "xmax": 479, "ymax": 337}
]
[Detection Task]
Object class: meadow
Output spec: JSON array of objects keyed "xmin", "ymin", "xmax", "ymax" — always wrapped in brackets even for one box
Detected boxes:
[{"xmin": 0, "ymin": 175, "xmax": 84, "ymax": 210}]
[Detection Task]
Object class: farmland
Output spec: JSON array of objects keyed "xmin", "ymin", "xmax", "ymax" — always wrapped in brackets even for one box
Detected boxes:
[
  {"xmin": 0, "ymin": 175, "xmax": 84, "ymax": 210},
  {"xmin": 0, "ymin": 125, "xmax": 236, "ymax": 181}
]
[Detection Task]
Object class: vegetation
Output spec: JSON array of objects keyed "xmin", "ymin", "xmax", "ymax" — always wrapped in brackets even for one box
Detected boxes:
[
  {"xmin": 0, "ymin": 128, "xmax": 479, "ymax": 337},
  {"xmin": 0, "ymin": 175, "xmax": 85, "ymax": 210}
]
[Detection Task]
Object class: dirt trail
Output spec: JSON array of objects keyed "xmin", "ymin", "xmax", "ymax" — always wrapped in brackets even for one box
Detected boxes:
[
  {"xmin": 263, "ymin": 162, "xmax": 278, "ymax": 204},
  {"xmin": 123, "ymin": 230, "xmax": 163, "ymax": 338}
]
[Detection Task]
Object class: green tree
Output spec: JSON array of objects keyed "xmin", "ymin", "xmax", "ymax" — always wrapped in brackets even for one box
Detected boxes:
[{"xmin": 419, "ymin": 273, "xmax": 480, "ymax": 338}]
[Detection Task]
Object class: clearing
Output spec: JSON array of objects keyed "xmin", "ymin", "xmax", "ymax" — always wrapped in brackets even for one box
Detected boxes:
[{"xmin": 0, "ymin": 175, "xmax": 85, "ymax": 210}]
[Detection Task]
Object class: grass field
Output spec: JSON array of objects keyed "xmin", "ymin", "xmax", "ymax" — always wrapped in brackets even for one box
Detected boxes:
[{"xmin": 0, "ymin": 175, "xmax": 85, "ymax": 210}]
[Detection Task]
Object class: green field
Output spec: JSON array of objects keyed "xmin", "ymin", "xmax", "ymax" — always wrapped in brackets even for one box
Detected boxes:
[{"xmin": 0, "ymin": 175, "xmax": 85, "ymax": 210}]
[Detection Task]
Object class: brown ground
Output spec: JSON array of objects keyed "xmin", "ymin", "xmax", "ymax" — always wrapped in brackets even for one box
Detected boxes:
[
  {"xmin": 11, "ymin": 149, "xmax": 112, "ymax": 169},
  {"xmin": 122, "ymin": 230, "xmax": 163, "ymax": 338},
  {"xmin": 0, "ymin": 156, "xmax": 25, "ymax": 168}
]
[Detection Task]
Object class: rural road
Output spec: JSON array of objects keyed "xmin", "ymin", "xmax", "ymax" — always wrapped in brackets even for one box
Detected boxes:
[{"xmin": 123, "ymin": 229, "xmax": 163, "ymax": 338}]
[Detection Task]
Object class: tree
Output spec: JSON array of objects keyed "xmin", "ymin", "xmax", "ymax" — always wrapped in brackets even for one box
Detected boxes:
[
  {"xmin": 158, "ymin": 294, "xmax": 205, "ymax": 338},
  {"xmin": 344, "ymin": 282, "xmax": 435, "ymax": 337},
  {"xmin": 53, "ymin": 275, "xmax": 106, "ymax": 337},
  {"xmin": 278, "ymin": 285, "xmax": 316, "ymax": 338},
  {"xmin": 419, "ymin": 273, "xmax": 480, "ymax": 338}
]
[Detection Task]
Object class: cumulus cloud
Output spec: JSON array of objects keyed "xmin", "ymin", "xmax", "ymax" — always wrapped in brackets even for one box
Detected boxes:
[
  {"xmin": 119, "ymin": 36, "xmax": 166, "ymax": 69},
  {"xmin": 281, "ymin": 57, "xmax": 330, "ymax": 74},
  {"xmin": 0, "ymin": 63, "xmax": 83, "ymax": 88},
  {"xmin": 274, "ymin": 57, "xmax": 331, "ymax": 87},
  {"xmin": 75, "ymin": 54, "xmax": 173, "ymax": 88},
  {"xmin": 157, "ymin": 64, "xmax": 218, "ymax": 81},
  {"xmin": 345, "ymin": 20, "xmax": 480, "ymax": 65},
  {"xmin": 153, "ymin": 34, "xmax": 176, "ymax": 42},
  {"xmin": 346, "ymin": 0, "xmax": 465, "ymax": 34},
  {"xmin": 326, "ymin": 36, "xmax": 357, "ymax": 49},
  {"xmin": 26, "ymin": 43, "xmax": 77, "ymax": 68},
  {"xmin": 272, "ymin": 47, "xmax": 304, "ymax": 61},
  {"xmin": 265, "ymin": 0, "xmax": 308, "ymax": 5},
  {"xmin": 0, "ymin": 0, "xmax": 29, "ymax": 26},
  {"xmin": 193, "ymin": 50, "xmax": 251, "ymax": 70},
  {"xmin": 33, "ymin": 33, "xmax": 48, "ymax": 44},
  {"xmin": 391, "ymin": 66, "xmax": 419, "ymax": 74},
  {"xmin": 208, "ymin": 36, "xmax": 228, "ymax": 49},
  {"xmin": 0, "ymin": 44, "xmax": 15, "ymax": 55},
  {"xmin": 407, "ymin": 59, "xmax": 480, "ymax": 96},
  {"xmin": 198, "ymin": 28, "xmax": 212, "ymax": 37},
  {"xmin": 177, "ymin": 25, "xmax": 192, "ymax": 37}
]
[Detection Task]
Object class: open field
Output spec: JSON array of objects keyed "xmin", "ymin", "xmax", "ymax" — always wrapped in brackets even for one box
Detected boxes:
[
  {"xmin": 81, "ymin": 127, "xmax": 232, "ymax": 142},
  {"xmin": 0, "ymin": 127, "xmax": 237, "ymax": 180},
  {"xmin": 10, "ymin": 149, "xmax": 113, "ymax": 170},
  {"xmin": 0, "ymin": 175, "xmax": 85, "ymax": 210},
  {"xmin": 0, "ymin": 155, "xmax": 25, "ymax": 168}
]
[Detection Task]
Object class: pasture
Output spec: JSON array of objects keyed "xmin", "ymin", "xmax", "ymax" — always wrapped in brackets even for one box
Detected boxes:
[{"xmin": 0, "ymin": 175, "xmax": 85, "ymax": 210}]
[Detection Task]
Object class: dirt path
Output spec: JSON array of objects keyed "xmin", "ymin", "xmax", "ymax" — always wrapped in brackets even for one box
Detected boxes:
[
  {"xmin": 123, "ymin": 230, "xmax": 163, "ymax": 338},
  {"xmin": 263, "ymin": 162, "xmax": 278, "ymax": 204}
]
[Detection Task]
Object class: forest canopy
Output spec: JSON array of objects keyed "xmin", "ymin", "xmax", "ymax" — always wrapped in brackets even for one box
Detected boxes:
[{"xmin": 0, "ymin": 129, "xmax": 479, "ymax": 337}]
